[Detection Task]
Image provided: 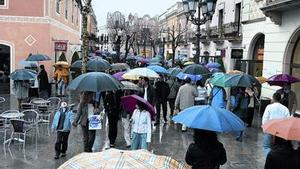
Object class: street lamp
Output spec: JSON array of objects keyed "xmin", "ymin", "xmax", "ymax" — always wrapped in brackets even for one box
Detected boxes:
[
  {"xmin": 116, "ymin": 30, "xmax": 123, "ymax": 62},
  {"xmin": 161, "ymin": 32, "xmax": 168, "ymax": 66},
  {"xmin": 183, "ymin": 0, "xmax": 217, "ymax": 64}
]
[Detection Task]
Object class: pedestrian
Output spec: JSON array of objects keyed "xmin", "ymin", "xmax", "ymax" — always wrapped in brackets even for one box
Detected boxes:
[
  {"xmin": 232, "ymin": 87, "xmax": 249, "ymax": 142},
  {"xmin": 51, "ymin": 102, "xmax": 74, "ymax": 159},
  {"xmin": 72, "ymin": 92, "xmax": 99, "ymax": 152},
  {"xmin": 264, "ymin": 136, "xmax": 300, "ymax": 169},
  {"xmin": 139, "ymin": 77, "xmax": 155, "ymax": 106},
  {"xmin": 210, "ymin": 85, "xmax": 227, "ymax": 109},
  {"xmin": 131, "ymin": 101, "xmax": 152, "ymax": 150},
  {"xmin": 104, "ymin": 90, "xmax": 121, "ymax": 148},
  {"xmin": 262, "ymin": 92, "xmax": 290, "ymax": 156},
  {"xmin": 245, "ymin": 87, "xmax": 258, "ymax": 127},
  {"xmin": 54, "ymin": 65, "xmax": 69, "ymax": 97},
  {"xmin": 185, "ymin": 129, "xmax": 227, "ymax": 169},
  {"xmin": 13, "ymin": 80, "xmax": 31, "ymax": 109},
  {"xmin": 175, "ymin": 77, "xmax": 198, "ymax": 132},
  {"xmin": 37, "ymin": 65, "xmax": 49, "ymax": 99},
  {"xmin": 276, "ymin": 83, "xmax": 297, "ymax": 116},
  {"xmin": 194, "ymin": 80, "xmax": 208, "ymax": 105},
  {"xmin": 121, "ymin": 90, "xmax": 133, "ymax": 148},
  {"xmin": 154, "ymin": 75, "xmax": 170, "ymax": 125},
  {"xmin": 167, "ymin": 77, "xmax": 180, "ymax": 118}
]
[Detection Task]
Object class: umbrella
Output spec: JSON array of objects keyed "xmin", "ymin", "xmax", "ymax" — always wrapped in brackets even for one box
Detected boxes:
[
  {"xmin": 112, "ymin": 71, "xmax": 126, "ymax": 81},
  {"xmin": 111, "ymin": 63, "xmax": 130, "ymax": 71},
  {"xmin": 87, "ymin": 58, "xmax": 111, "ymax": 72},
  {"xmin": 18, "ymin": 60, "xmax": 38, "ymax": 68},
  {"xmin": 182, "ymin": 64, "xmax": 210, "ymax": 76},
  {"xmin": 177, "ymin": 72, "xmax": 202, "ymax": 82},
  {"xmin": 126, "ymin": 55, "xmax": 136, "ymax": 61},
  {"xmin": 225, "ymin": 73, "xmax": 261, "ymax": 87},
  {"xmin": 262, "ymin": 117, "xmax": 300, "ymax": 141},
  {"xmin": 58, "ymin": 149, "xmax": 190, "ymax": 169},
  {"xmin": 70, "ymin": 60, "xmax": 82, "ymax": 70},
  {"xmin": 26, "ymin": 54, "xmax": 51, "ymax": 61},
  {"xmin": 183, "ymin": 61, "xmax": 195, "ymax": 66},
  {"xmin": 256, "ymin": 76, "xmax": 268, "ymax": 84},
  {"xmin": 67, "ymin": 72, "xmax": 123, "ymax": 92},
  {"xmin": 168, "ymin": 67, "xmax": 181, "ymax": 77},
  {"xmin": 147, "ymin": 65, "xmax": 168, "ymax": 74},
  {"xmin": 209, "ymin": 73, "xmax": 230, "ymax": 88},
  {"xmin": 267, "ymin": 74, "xmax": 300, "ymax": 86},
  {"xmin": 9, "ymin": 69, "xmax": 37, "ymax": 81},
  {"xmin": 136, "ymin": 57, "xmax": 149, "ymax": 64},
  {"xmin": 121, "ymin": 95, "xmax": 155, "ymax": 119},
  {"xmin": 206, "ymin": 62, "xmax": 221, "ymax": 69},
  {"xmin": 121, "ymin": 81, "xmax": 141, "ymax": 91},
  {"xmin": 122, "ymin": 68, "xmax": 159, "ymax": 80},
  {"xmin": 53, "ymin": 61, "xmax": 69, "ymax": 68},
  {"xmin": 172, "ymin": 105, "xmax": 245, "ymax": 132}
]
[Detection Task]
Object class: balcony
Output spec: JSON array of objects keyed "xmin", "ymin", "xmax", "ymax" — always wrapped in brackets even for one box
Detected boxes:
[
  {"xmin": 222, "ymin": 22, "xmax": 242, "ymax": 42},
  {"xmin": 261, "ymin": 0, "xmax": 300, "ymax": 25}
]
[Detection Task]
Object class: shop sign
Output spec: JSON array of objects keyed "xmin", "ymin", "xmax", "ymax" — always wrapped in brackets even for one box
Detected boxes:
[{"xmin": 54, "ymin": 42, "xmax": 68, "ymax": 52}]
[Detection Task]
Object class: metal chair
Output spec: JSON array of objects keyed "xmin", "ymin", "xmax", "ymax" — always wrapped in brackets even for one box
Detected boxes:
[
  {"xmin": 47, "ymin": 97, "xmax": 61, "ymax": 112},
  {"xmin": 8, "ymin": 119, "xmax": 37, "ymax": 154},
  {"xmin": 21, "ymin": 109, "xmax": 39, "ymax": 137},
  {"xmin": 37, "ymin": 105, "xmax": 51, "ymax": 136},
  {"xmin": 30, "ymin": 98, "xmax": 46, "ymax": 108},
  {"xmin": 20, "ymin": 103, "xmax": 34, "ymax": 111},
  {"xmin": 1, "ymin": 110, "xmax": 21, "ymax": 145},
  {"xmin": 0, "ymin": 97, "xmax": 5, "ymax": 113}
]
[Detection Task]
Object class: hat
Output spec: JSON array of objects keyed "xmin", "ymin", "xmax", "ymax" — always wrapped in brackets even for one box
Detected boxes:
[{"xmin": 60, "ymin": 101, "xmax": 68, "ymax": 108}]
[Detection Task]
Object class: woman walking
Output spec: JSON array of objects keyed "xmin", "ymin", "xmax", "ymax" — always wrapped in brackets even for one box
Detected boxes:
[
  {"xmin": 185, "ymin": 129, "xmax": 227, "ymax": 169},
  {"xmin": 131, "ymin": 101, "xmax": 152, "ymax": 150}
]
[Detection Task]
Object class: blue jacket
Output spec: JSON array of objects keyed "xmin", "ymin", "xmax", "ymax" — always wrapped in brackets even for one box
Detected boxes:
[
  {"xmin": 211, "ymin": 86, "xmax": 226, "ymax": 109},
  {"xmin": 51, "ymin": 108, "xmax": 74, "ymax": 132}
]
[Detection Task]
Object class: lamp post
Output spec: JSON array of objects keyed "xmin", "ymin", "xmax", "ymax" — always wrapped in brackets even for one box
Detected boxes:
[
  {"xmin": 161, "ymin": 32, "xmax": 167, "ymax": 66},
  {"xmin": 182, "ymin": 0, "xmax": 217, "ymax": 64},
  {"xmin": 116, "ymin": 30, "xmax": 122, "ymax": 62}
]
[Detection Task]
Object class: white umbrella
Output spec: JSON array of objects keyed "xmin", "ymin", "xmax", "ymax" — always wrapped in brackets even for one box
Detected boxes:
[{"xmin": 122, "ymin": 68, "xmax": 159, "ymax": 80}]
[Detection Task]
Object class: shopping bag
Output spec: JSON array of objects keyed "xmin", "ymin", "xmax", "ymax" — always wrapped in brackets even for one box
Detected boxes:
[{"xmin": 88, "ymin": 115, "xmax": 102, "ymax": 130}]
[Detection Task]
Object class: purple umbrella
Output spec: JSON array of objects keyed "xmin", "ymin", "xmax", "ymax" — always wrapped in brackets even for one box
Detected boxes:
[
  {"xmin": 112, "ymin": 71, "xmax": 126, "ymax": 81},
  {"xmin": 121, "ymin": 95, "xmax": 155, "ymax": 120},
  {"xmin": 267, "ymin": 74, "xmax": 300, "ymax": 86},
  {"xmin": 206, "ymin": 62, "xmax": 221, "ymax": 69}
]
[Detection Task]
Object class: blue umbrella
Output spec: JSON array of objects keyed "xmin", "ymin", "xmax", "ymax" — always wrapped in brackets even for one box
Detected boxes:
[
  {"xmin": 147, "ymin": 65, "xmax": 168, "ymax": 74},
  {"xmin": 87, "ymin": 58, "xmax": 111, "ymax": 72},
  {"xmin": 206, "ymin": 62, "xmax": 221, "ymax": 69},
  {"xmin": 67, "ymin": 72, "xmax": 123, "ymax": 92},
  {"xmin": 26, "ymin": 54, "xmax": 51, "ymax": 61},
  {"xmin": 172, "ymin": 105, "xmax": 245, "ymax": 132},
  {"xmin": 168, "ymin": 67, "xmax": 181, "ymax": 77},
  {"xmin": 176, "ymin": 72, "xmax": 202, "ymax": 82},
  {"xmin": 9, "ymin": 69, "xmax": 37, "ymax": 81}
]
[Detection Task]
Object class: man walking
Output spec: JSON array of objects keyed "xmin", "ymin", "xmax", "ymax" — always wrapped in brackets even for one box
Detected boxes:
[
  {"xmin": 38, "ymin": 65, "xmax": 49, "ymax": 99},
  {"xmin": 175, "ymin": 77, "xmax": 198, "ymax": 132},
  {"xmin": 276, "ymin": 83, "xmax": 297, "ymax": 115},
  {"xmin": 154, "ymin": 75, "xmax": 170, "ymax": 125},
  {"xmin": 262, "ymin": 92, "xmax": 290, "ymax": 156},
  {"xmin": 167, "ymin": 77, "xmax": 180, "ymax": 118}
]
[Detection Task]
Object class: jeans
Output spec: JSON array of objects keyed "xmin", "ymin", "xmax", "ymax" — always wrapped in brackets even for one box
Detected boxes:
[
  {"xmin": 263, "ymin": 133, "xmax": 272, "ymax": 156},
  {"xmin": 81, "ymin": 125, "xmax": 96, "ymax": 152},
  {"xmin": 156, "ymin": 100, "xmax": 168, "ymax": 123},
  {"xmin": 131, "ymin": 132, "xmax": 148, "ymax": 150},
  {"xmin": 55, "ymin": 131, "xmax": 70, "ymax": 156},
  {"xmin": 168, "ymin": 98, "xmax": 176, "ymax": 116},
  {"xmin": 57, "ymin": 80, "xmax": 66, "ymax": 96}
]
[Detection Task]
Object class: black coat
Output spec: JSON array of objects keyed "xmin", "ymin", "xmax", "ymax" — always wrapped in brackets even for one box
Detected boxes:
[
  {"xmin": 104, "ymin": 91, "xmax": 121, "ymax": 117},
  {"xmin": 264, "ymin": 145, "xmax": 300, "ymax": 169},
  {"xmin": 38, "ymin": 69, "xmax": 49, "ymax": 90},
  {"xmin": 155, "ymin": 81, "xmax": 170, "ymax": 102},
  {"xmin": 185, "ymin": 142, "xmax": 227, "ymax": 169},
  {"xmin": 139, "ymin": 85, "xmax": 155, "ymax": 105}
]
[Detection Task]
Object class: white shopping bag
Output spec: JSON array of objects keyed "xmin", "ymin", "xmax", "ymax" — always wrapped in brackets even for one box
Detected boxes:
[{"xmin": 88, "ymin": 115, "xmax": 102, "ymax": 130}]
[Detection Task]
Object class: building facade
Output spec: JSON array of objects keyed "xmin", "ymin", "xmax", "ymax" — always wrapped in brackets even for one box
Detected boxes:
[{"xmin": 242, "ymin": 0, "xmax": 300, "ymax": 112}]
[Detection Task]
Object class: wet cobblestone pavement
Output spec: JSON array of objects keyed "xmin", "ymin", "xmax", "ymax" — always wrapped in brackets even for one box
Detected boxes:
[{"xmin": 0, "ymin": 93, "xmax": 265, "ymax": 169}]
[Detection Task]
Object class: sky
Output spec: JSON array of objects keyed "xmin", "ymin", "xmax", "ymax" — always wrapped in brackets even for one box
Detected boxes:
[{"xmin": 92, "ymin": 0, "xmax": 177, "ymax": 31}]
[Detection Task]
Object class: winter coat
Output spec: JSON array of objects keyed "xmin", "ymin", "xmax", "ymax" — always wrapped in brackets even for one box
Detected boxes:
[
  {"xmin": 155, "ymin": 81, "xmax": 170, "ymax": 102},
  {"xmin": 74, "ymin": 102, "xmax": 97, "ymax": 127},
  {"xmin": 54, "ymin": 68, "xmax": 69, "ymax": 84},
  {"xmin": 52, "ymin": 108, "xmax": 74, "ymax": 132},
  {"xmin": 185, "ymin": 142, "xmax": 227, "ymax": 169},
  {"xmin": 264, "ymin": 145, "xmax": 300, "ymax": 169},
  {"xmin": 175, "ymin": 83, "xmax": 198, "ymax": 110},
  {"xmin": 232, "ymin": 92, "xmax": 250, "ymax": 118},
  {"xmin": 139, "ymin": 85, "xmax": 155, "ymax": 106},
  {"xmin": 38, "ymin": 69, "xmax": 49, "ymax": 90},
  {"xmin": 210, "ymin": 86, "xmax": 227, "ymax": 109},
  {"xmin": 167, "ymin": 79, "xmax": 180, "ymax": 99}
]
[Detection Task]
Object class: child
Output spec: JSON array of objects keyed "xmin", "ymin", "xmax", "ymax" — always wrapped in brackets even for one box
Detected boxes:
[
  {"xmin": 131, "ymin": 101, "xmax": 152, "ymax": 150},
  {"xmin": 51, "ymin": 101, "xmax": 74, "ymax": 159}
]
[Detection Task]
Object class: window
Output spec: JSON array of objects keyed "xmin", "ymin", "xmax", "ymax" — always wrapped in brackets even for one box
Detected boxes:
[
  {"xmin": 0, "ymin": 0, "xmax": 5, "ymax": 5},
  {"xmin": 235, "ymin": 3, "xmax": 241, "ymax": 23},
  {"xmin": 0, "ymin": 0, "xmax": 8, "ymax": 9},
  {"xmin": 56, "ymin": 0, "xmax": 60, "ymax": 14},
  {"xmin": 71, "ymin": 0, "xmax": 74, "ymax": 23},
  {"xmin": 65, "ymin": 0, "xmax": 68, "ymax": 19},
  {"xmin": 218, "ymin": 9, "xmax": 224, "ymax": 28}
]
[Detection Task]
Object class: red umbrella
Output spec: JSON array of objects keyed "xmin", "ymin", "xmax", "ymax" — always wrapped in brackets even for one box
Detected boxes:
[{"xmin": 121, "ymin": 95, "xmax": 155, "ymax": 120}]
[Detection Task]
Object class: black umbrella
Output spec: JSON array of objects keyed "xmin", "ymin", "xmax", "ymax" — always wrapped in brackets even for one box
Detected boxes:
[
  {"xmin": 111, "ymin": 63, "xmax": 130, "ymax": 71},
  {"xmin": 87, "ymin": 58, "xmax": 111, "ymax": 72},
  {"xmin": 182, "ymin": 64, "xmax": 210, "ymax": 75},
  {"xmin": 26, "ymin": 54, "xmax": 51, "ymax": 61},
  {"xmin": 67, "ymin": 72, "xmax": 123, "ymax": 92},
  {"xmin": 9, "ymin": 69, "xmax": 37, "ymax": 80}
]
